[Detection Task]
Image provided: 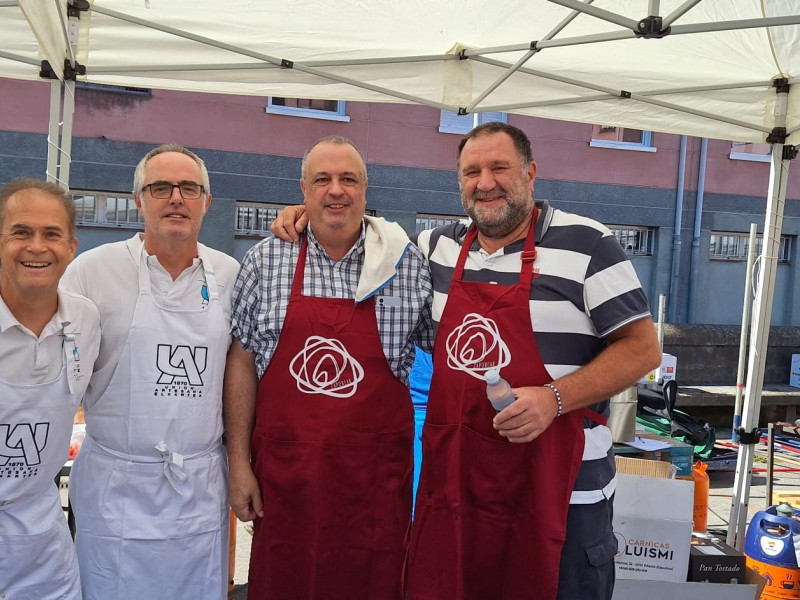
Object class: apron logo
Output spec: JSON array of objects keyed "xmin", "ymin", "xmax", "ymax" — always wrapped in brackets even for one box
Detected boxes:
[
  {"xmin": 445, "ymin": 313, "xmax": 511, "ymax": 380},
  {"xmin": 154, "ymin": 344, "xmax": 208, "ymax": 397},
  {"xmin": 289, "ymin": 336, "xmax": 364, "ymax": 398},
  {"xmin": 0, "ymin": 422, "xmax": 50, "ymax": 477}
]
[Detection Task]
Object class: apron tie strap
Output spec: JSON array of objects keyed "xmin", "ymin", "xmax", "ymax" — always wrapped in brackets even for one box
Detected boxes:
[
  {"xmin": 154, "ymin": 441, "xmax": 190, "ymax": 495},
  {"xmin": 88, "ymin": 435, "xmax": 220, "ymax": 496}
]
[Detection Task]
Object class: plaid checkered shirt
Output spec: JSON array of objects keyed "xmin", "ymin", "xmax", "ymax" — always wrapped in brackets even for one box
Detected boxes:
[{"xmin": 231, "ymin": 222, "xmax": 434, "ymax": 382}]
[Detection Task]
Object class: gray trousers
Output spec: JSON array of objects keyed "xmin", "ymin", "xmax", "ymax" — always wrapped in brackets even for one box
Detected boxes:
[{"xmin": 557, "ymin": 496, "xmax": 617, "ymax": 600}]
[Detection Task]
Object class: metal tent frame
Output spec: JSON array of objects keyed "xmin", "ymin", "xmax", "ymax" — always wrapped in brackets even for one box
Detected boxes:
[{"xmin": 2, "ymin": 0, "xmax": 799, "ymax": 547}]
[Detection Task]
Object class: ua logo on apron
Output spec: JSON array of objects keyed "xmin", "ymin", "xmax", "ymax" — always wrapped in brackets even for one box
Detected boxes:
[
  {"xmin": 0, "ymin": 340, "xmax": 82, "ymax": 600},
  {"xmin": 0, "ymin": 422, "xmax": 50, "ymax": 469},
  {"xmin": 155, "ymin": 344, "xmax": 208, "ymax": 387}
]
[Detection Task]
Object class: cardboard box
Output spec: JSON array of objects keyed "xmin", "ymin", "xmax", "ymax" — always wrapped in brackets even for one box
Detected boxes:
[
  {"xmin": 617, "ymin": 433, "xmax": 695, "ymax": 478},
  {"xmin": 791, "ymin": 354, "xmax": 800, "ymax": 388},
  {"xmin": 612, "ymin": 577, "xmax": 762, "ymax": 600},
  {"xmin": 640, "ymin": 434, "xmax": 694, "ymax": 478},
  {"xmin": 688, "ymin": 532, "xmax": 747, "ymax": 583},
  {"xmin": 640, "ymin": 353, "xmax": 678, "ymax": 384},
  {"xmin": 613, "ymin": 473, "xmax": 694, "ymax": 582},
  {"xmin": 615, "ymin": 456, "xmax": 675, "ymax": 479}
]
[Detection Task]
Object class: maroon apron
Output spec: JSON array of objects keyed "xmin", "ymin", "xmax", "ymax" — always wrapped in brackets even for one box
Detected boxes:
[
  {"xmin": 248, "ymin": 236, "xmax": 414, "ymax": 600},
  {"xmin": 407, "ymin": 218, "xmax": 591, "ymax": 600}
]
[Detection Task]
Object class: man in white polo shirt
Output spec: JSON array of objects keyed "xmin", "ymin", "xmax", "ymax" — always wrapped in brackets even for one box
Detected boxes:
[
  {"xmin": 0, "ymin": 178, "xmax": 100, "ymax": 600},
  {"xmin": 61, "ymin": 144, "xmax": 239, "ymax": 600}
]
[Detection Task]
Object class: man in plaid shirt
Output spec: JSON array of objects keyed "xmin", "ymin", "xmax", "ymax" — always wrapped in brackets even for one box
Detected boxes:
[{"xmin": 223, "ymin": 135, "xmax": 433, "ymax": 600}]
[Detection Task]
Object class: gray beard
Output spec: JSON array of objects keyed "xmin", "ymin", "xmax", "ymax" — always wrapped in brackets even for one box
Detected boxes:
[{"xmin": 466, "ymin": 200, "xmax": 530, "ymax": 239}]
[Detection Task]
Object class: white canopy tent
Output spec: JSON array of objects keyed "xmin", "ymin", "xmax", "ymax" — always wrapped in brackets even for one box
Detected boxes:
[{"xmin": 2, "ymin": 0, "xmax": 799, "ymax": 547}]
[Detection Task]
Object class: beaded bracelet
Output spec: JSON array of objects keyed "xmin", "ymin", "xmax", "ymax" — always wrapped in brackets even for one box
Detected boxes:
[{"xmin": 544, "ymin": 383, "xmax": 563, "ymax": 417}]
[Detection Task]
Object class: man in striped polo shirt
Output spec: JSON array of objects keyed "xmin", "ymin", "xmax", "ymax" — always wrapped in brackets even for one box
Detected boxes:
[
  {"xmin": 271, "ymin": 123, "xmax": 661, "ymax": 600},
  {"xmin": 407, "ymin": 122, "xmax": 661, "ymax": 600}
]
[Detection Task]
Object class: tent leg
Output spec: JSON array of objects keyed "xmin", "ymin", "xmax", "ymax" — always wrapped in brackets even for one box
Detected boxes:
[
  {"xmin": 726, "ymin": 136, "xmax": 792, "ymax": 549},
  {"xmin": 59, "ymin": 80, "xmax": 75, "ymax": 189},
  {"xmin": 44, "ymin": 78, "xmax": 75, "ymax": 190},
  {"xmin": 46, "ymin": 79, "xmax": 62, "ymax": 184}
]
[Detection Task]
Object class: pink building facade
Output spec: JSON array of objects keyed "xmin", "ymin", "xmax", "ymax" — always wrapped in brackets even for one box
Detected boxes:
[{"xmin": 1, "ymin": 77, "xmax": 799, "ymax": 325}]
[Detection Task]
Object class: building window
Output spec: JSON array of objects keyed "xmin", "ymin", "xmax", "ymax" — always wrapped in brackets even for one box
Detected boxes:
[
  {"xmin": 710, "ymin": 231, "xmax": 791, "ymax": 263},
  {"xmin": 608, "ymin": 225, "xmax": 654, "ymax": 256},
  {"xmin": 72, "ymin": 191, "xmax": 144, "ymax": 229},
  {"xmin": 438, "ymin": 111, "xmax": 507, "ymax": 135},
  {"xmin": 235, "ymin": 202, "xmax": 376, "ymax": 237},
  {"xmin": 589, "ymin": 125, "xmax": 656, "ymax": 153},
  {"xmin": 266, "ymin": 97, "xmax": 350, "ymax": 122},
  {"xmin": 235, "ymin": 203, "xmax": 284, "ymax": 237},
  {"xmin": 416, "ymin": 213, "xmax": 463, "ymax": 233},
  {"xmin": 729, "ymin": 141, "xmax": 772, "ymax": 163}
]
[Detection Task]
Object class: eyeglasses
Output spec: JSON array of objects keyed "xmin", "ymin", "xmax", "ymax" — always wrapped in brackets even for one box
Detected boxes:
[{"xmin": 141, "ymin": 182, "xmax": 205, "ymax": 200}]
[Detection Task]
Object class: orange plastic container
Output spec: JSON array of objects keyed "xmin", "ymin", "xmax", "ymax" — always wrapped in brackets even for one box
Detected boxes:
[
  {"xmin": 693, "ymin": 460, "xmax": 709, "ymax": 531},
  {"xmin": 229, "ymin": 510, "xmax": 237, "ymax": 591}
]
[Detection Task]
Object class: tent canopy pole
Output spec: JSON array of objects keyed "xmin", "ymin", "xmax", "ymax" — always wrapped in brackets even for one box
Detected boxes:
[{"xmin": 727, "ymin": 80, "xmax": 796, "ymax": 549}]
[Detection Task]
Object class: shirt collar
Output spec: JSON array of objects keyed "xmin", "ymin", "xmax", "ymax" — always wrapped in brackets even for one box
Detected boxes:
[
  {"xmin": 0, "ymin": 290, "xmax": 17, "ymax": 333},
  {"xmin": 306, "ymin": 220, "xmax": 366, "ymax": 261},
  {"xmin": 135, "ymin": 232, "xmax": 201, "ymax": 272},
  {"xmin": 0, "ymin": 287, "xmax": 70, "ymax": 336}
]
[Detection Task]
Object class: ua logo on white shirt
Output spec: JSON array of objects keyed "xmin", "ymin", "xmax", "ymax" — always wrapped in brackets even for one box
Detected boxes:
[
  {"xmin": 289, "ymin": 336, "xmax": 364, "ymax": 398},
  {"xmin": 445, "ymin": 313, "xmax": 511, "ymax": 380}
]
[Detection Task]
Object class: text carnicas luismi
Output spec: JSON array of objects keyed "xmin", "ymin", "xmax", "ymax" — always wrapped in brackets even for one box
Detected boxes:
[{"xmin": 623, "ymin": 539, "xmax": 673, "ymax": 560}]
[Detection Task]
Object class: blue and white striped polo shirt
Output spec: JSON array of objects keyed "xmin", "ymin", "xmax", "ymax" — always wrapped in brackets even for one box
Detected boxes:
[{"xmin": 416, "ymin": 199, "xmax": 652, "ymax": 504}]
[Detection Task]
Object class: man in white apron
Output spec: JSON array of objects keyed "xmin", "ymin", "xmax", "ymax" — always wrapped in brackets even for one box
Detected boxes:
[
  {"xmin": 0, "ymin": 178, "xmax": 100, "ymax": 600},
  {"xmin": 60, "ymin": 145, "xmax": 240, "ymax": 600}
]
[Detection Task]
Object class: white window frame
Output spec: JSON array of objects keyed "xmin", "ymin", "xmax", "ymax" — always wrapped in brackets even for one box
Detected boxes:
[
  {"xmin": 438, "ymin": 110, "xmax": 507, "ymax": 135},
  {"xmin": 266, "ymin": 97, "xmax": 350, "ymax": 122},
  {"xmin": 607, "ymin": 225, "xmax": 654, "ymax": 256},
  {"xmin": 416, "ymin": 213, "xmax": 463, "ymax": 233},
  {"xmin": 709, "ymin": 231, "xmax": 791, "ymax": 263},
  {"xmin": 589, "ymin": 125, "xmax": 656, "ymax": 153},
  {"xmin": 235, "ymin": 202, "xmax": 285, "ymax": 237},
  {"xmin": 72, "ymin": 190, "xmax": 144, "ymax": 229},
  {"xmin": 729, "ymin": 141, "xmax": 772, "ymax": 163}
]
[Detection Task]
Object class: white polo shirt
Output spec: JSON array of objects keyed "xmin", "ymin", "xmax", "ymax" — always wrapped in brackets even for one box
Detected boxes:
[
  {"xmin": 0, "ymin": 286, "xmax": 100, "ymax": 401},
  {"xmin": 60, "ymin": 233, "xmax": 240, "ymax": 408}
]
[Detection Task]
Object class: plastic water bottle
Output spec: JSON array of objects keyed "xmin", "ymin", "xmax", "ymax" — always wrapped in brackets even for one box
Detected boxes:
[{"xmin": 485, "ymin": 369, "xmax": 516, "ymax": 412}]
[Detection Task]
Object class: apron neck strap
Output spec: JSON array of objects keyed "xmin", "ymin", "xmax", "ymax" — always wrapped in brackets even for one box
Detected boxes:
[
  {"xmin": 290, "ymin": 235, "xmax": 309, "ymax": 297},
  {"xmin": 137, "ymin": 243, "xmax": 220, "ymax": 301},
  {"xmin": 453, "ymin": 209, "xmax": 538, "ymax": 284}
]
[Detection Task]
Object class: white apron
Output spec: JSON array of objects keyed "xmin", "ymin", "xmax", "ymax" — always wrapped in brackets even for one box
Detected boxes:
[
  {"xmin": 0, "ymin": 337, "xmax": 83, "ymax": 600},
  {"xmin": 70, "ymin": 246, "xmax": 229, "ymax": 600}
]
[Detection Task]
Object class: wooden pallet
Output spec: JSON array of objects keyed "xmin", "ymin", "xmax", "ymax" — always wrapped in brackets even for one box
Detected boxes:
[{"xmin": 772, "ymin": 490, "xmax": 800, "ymax": 505}]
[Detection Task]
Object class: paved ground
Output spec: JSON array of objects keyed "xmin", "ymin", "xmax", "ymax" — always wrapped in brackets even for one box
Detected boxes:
[{"xmin": 705, "ymin": 429, "xmax": 800, "ymax": 541}]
